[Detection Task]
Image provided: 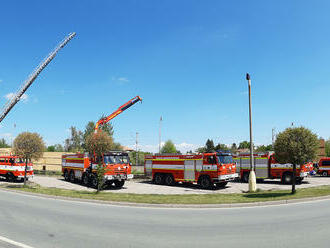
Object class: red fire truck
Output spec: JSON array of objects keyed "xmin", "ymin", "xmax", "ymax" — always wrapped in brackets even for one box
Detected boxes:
[
  {"xmin": 317, "ymin": 157, "xmax": 330, "ymax": 176},
  {"xmin": 62, "ymin": 151, "xmax": 133, "ymax": 188},
  {"xmin": 0, "ymin": 155, "xmax": 33, "ymax": 182},
  {"xmin": 234, "ymin": 152, "xmax": 313, "ymax": 184},
  {"xmin": 144, "ymin": 152, "xmax": 238, "ymax": 189}
]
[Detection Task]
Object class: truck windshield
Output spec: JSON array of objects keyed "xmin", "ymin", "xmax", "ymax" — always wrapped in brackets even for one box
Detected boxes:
[
  {"xmin": 218, "ymin": 155, "xmax": 233, "ymax": 164},
  {"xmin": 103, "ymin": 155, "xmax": 129, "ymax": 164}
]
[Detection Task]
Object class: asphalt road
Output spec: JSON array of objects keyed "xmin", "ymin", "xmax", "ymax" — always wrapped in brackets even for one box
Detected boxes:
[{"xmin": 0, "ymin": 190, "xmax": 329, "ymax": 248}]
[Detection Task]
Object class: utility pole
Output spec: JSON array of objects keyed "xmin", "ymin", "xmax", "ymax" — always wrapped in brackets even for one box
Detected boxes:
[
  {"xmin": 272, "ymin": 128, "xmax": 275, "ymax": 147},
  {"xmin": 247, "ymin": 73, "xmax": 256, "ymax": 192},
  {"xmin": 159, "ymin": 116, "xmax": 162, "ymax": 153},
  {"xmin": 135, "ymin": 132, "xmax": 138, "ymax": 166}
]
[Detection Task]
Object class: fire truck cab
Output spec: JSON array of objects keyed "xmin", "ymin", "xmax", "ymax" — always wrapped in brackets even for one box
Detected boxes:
[
  {"xmin": 145, "ymin": 152, "xmax": 238, "ymax": 189},
  {"xmin": 317, "ymin": 157, "xmax": 330, "ymax": 176},
  {"xmin": 0, "ymin": 155, "xmax": 33, "ymax": 182}
]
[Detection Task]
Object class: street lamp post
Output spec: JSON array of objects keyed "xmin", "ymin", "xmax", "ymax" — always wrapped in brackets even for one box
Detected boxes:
[{"xmin": 247, "ymin": 73, "xmax": 257, "ymax": 192}]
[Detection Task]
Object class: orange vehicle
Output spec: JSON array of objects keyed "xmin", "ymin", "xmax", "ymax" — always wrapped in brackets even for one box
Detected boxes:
[
  {"xmin": 317, "ymin": 157, "xmax": 330, "ymax": 176},
  {"xmin": 144, "ymin": 152, "xmax": 238, "ymax": 189},
  {"xmin": 235, "ymin": 152, "xmax": 313, "ymax": 184},
  {"xmin": 62, "ymin": 151, "xmax": 133, "ymax": 188},
  {"xmin": 0, "ymin": 155, "xmax": 33, "ymax": 182}
]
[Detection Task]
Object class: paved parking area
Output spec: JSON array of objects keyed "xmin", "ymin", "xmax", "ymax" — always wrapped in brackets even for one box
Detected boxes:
[{"xmin": 0, "ymin": 175, "xmax": 329, "ymax": 195}]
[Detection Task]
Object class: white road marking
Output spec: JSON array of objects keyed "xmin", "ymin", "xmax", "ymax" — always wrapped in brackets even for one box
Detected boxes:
[{"xmin": 0, "ymin": 235, "xmax": 34, "ymax": 248}]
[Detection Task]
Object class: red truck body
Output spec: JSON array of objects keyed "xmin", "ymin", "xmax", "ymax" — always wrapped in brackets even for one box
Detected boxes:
[
  {"xmin": 144, "ymin": 152, "xmax": 238, "ymax": 189},
  {"xmin": 0, "ymin": 155, "xmax": 33, "ymax": 181},
  {"xmin": 317, "ymin": 157, "xmax": 330, "ymax": 176},
  {"xmin": 234, "ymin": 152, "xmax": 313, "ymax": 183}
]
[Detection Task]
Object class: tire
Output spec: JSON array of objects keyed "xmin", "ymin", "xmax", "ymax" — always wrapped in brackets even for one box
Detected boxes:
[
  {"xmin": 322, "ymin": 171, "xmax": 328, "ymax": 177},
  {"xmin": 216, "ymin": 182, "xmax": 228, "ymax": 188},
  {"xmin": 64, "ymin": 170, "xmax": 70, "ymax": 181},
  {"xmin": 282, "ymin": 172, "xmax": 293, "ymax": 184},
  {"xmin": 165, "ymin": 174, "xmax": 175, "ymax": 186},
  {"xmin": 69, "ymin": 170, "xmax": 75, "ymax": 183},
  {"xmin": 6, "ymin": 173, "xmax": 15, "ymax": 182},
  {"xmin": 199, "ymin": 176, "xmax": 212, "ymax": 189},
  {"xmin": 154, "ymin": 174, "xmax": 164, "ymax": 185},
  {"xmin": 242, "ymin": 172, "xmax": 249, "ymax": 183},
  {"xmin": 82, "ymin": 173, "xmax": 89, "ymax": 186},
  {"xmin": 114, "ymin": 180, "xmax": 125, "ymax": 188},
  {"xmin": 90, "ymin": 174, "xmax": 98, "ymax": 189}
]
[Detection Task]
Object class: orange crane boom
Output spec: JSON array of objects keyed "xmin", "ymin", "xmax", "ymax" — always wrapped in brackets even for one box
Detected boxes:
[{"xmin": 94, "ymin": 96, "xmax": 142, "ymax": 133}]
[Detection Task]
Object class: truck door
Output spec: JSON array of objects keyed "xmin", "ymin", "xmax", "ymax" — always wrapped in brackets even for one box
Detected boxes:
[
  {"xmin": 145, "ymin": 160, "xmax": 153, "ymax": 177},
  {"xmin": 184, "ymin": 160, "xmax": 195, "ymax": 181}
]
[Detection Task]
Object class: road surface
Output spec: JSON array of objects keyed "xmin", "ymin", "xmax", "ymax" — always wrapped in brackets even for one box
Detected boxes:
[{"xmin": 0, "ymin": 189, "xmax": 329, "ymax": 248}]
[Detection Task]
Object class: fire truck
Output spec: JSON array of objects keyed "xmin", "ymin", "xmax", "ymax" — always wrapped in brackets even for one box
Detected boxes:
[
  {"xmin": 234, "ymin": 152, "xmax": 313, "ymax": 184},
  {"xmin": 62, "ymin": 151, "xmax": 133, "ymax": 188},
  {"xmin": 0, "ymin": 155, "xmax": 33, "ymax": 182},
  {"xmin": 144, "ymin": 152, "xmax": 238, "ymax": 189},
  {"xmin": 317, "ymin": 157, "xmax": 330, "ymax": 176}
]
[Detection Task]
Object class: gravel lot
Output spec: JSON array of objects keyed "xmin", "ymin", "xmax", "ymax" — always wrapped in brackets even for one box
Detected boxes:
[{"xmin": 1, "ymin": 175, "xmax": 330, "ymax": 195}]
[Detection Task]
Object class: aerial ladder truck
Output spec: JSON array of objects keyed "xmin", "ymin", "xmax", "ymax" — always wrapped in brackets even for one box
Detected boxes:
[{"xmin": 62, "ymin": 96, "xmax": 142, "ymax": 188}]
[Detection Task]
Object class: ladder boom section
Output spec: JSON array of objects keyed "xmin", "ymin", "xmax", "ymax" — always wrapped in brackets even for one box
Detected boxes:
[
  {"xmin": 0, "ymin": 32, "xmax": 76, "ymax": 123},
  {"xmin": 94, "ymin": 96, "xmax": 142, "ymax": 133}
]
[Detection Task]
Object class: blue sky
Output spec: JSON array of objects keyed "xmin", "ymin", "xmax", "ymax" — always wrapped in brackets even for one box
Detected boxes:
[{"xmin": 0, "ymin": 0, "xmax": 330, "ymax": 152}]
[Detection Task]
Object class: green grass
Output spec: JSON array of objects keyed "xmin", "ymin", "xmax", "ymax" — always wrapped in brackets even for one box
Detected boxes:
[{"xmin": 2, "ymin": 184, "xmax": 330, "ymax": 205}]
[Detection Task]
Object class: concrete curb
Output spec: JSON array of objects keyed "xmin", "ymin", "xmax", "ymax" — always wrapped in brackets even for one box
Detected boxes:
[{"xmin": 1, "ymin": 187, "xmax": 330, "ymax": 208}]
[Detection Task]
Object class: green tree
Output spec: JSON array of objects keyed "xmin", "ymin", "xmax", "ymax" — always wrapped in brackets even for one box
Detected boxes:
[
  {"xmin": 85, "ymin": 130, "xmax": 113, "ymax": 192},
  {"xmin": 54, "ymin": 144, "xmax": 64, "ymax": 152},
  {"xmin": 13, "ymin": 132, "xmax": 45, "ymax": 185},
  {"xmin": 214, "ymin": 143, "xmax": 229, "ymax": 151},
  {"xmin": 83, "ymin": 120, "xmax": 114, "ymax": 148},
  {"xmin": 160, "ymin": 140, "xmax": 177, "ymax": 154},
  {"xmin": 196, "ymin": 147, "xmax": 206, "ymax": 153},
  {"xmin": 256, "ymin": 144, "xmax": 273, "ymax": 152},
  {"xmin": 274, "ymin": 127, "xmax": 318, "ymax": 194},
  {"xmin": 205, "ymin": 139, "xmax": 215, "ymax": 152},
  {"xmin": 238, "ymin": 141, "xmax": 250, "ymax": 149},
  {"xmin": 65, "ymin": 126, "xmax": 83, "ymax": 152},
  {"xmin": 231, "ymin": 143, "xmax": 237, "ymax": 151},
  {"xmin": 0, "ymin": 138, "xmax": 10, "ymax": 148},
  {"xmin": 47, "ymin": 145, "xmax": 55, "ymax": 152},
  {"xmin": 325, "ymin": 139, "xmax": 330, "ymax": 157}
]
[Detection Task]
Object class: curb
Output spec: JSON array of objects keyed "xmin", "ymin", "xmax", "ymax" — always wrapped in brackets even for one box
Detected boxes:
[{"xmin": 1, "ymin": 187, "xmax": 330, "ymax": 208}]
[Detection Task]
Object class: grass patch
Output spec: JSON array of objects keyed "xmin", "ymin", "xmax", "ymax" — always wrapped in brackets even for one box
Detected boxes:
[{"xmin": 2, "ymin": 184, "xmax": 330, "ymax": 205}]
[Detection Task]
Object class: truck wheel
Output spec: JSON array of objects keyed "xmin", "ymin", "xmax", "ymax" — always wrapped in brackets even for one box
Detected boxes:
[
  {"xmin": 199, "ymin": 176, "xmax": 212, "ymax": 189},
  {"xmin": 154, "ymin": 174, "xmax": 164, "ymax": 185},
  {"xmin": 69, "ymin": 170, "xmax": 75, "ymax": 183},
  {"xmin": 322, "ymin": 171, "xmax": 328, "ymax": 177},
  {"xmin": 82, "ymin": 173, "xmax": 89, "ymax": 186},
  {"xmin": 114, "ymin": 180, "xmax": 125, "ymax": 188},
  {"xmin": 165, "ymin": 174, "xmax": 175, "ymax": 186},
  {"xmin": 64, "ymin": 170, "xmax": 70, "ymax": 181},
  {"xmin": 6, "ymin": 173, "xmax": 15, "ymax": 182},
  {"xmin": 242, "ymin": 172, "xmax": 249, "ymax": 183},
  {"xmin": 90, "ymin": 174, "xmax": 98, "ymax": 189},
  {"xmin": 282, "ymin": 172, "xmax": 292, "ymax": 184},
  {"xmin": 216, "ymin": 182, "xmax": 228, "ymax": 188}
]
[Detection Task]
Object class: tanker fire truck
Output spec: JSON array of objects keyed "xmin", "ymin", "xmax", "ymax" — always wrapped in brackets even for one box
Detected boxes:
[
  {"xmin": 234, "ymin": 152, "xmax": 313, "ymax": 184},
  {"xmin": 62, "ymin": 151, "xmax": 133, "ymax": 188},
  {"xmin": 62, "ymin": 96, "xmax": 142, "ymax": 188},
  {"xmin": 317, "ymin": 157, "xmax": 330, "ymax": 176},
  {"xmin": 144, "ymin": 152, "xmax": 238, "ymax": 189},
  {"xmin": 0, "ymin": 155, "xmax": 33, "ymax": 182}
]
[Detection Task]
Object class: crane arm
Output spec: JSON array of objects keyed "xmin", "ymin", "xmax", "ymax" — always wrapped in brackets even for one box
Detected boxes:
[{"xmin": 94, "ymin": 96, "xmax": 142, "ymax": 133}]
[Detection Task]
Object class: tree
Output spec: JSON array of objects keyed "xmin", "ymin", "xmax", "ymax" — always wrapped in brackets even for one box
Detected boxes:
[
  {"xmin": 47, "ymin": 146, "xmax": 55, "ymax": 152},
  {"xmin": 231, "ymin": 143, "xmax": 237, "ymax": 151},
  {"xmin": 325, "ymin": 139, "xmax": 330, "ymax": 157},
  {"xmin": 256, "ymin": 144, "xmax": 273, "ymax": 152},
  {"xmin": 54, "ymin": 144, "xmax": 64, "ymax": 152},
  {"xmin": 85, "ymin": 130, "xmax": 113, "ymax": 192},
  {"xmin": 205, "ymin": 139, "xmax": 215, "ymax": 152},
  {"xmin": 0, "ymin": 138, "xmax": 10, "ymax": 148},
  {"xmin": 13, "ymin": 132, "xmax": 45, "ymax": 185},
  {"xmin": 214, "ymin": 143, "xmax": 229, "ymax": 151},
  {"xmin": 65, "ymin": 126, "xmax": 83, "ymax": 152},
  {"xmin": 160, "ymin": 140, "xmax": 177, "ymax": 154},
  {"xmin": 274, "ymin": 127, "xmax": 318, "ymax": 194},
  {"xmin": 238, "ymin": 141, "xmax": 250, "ymax": 149}
]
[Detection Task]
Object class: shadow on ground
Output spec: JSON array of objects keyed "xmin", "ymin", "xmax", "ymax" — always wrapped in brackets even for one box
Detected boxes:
[{"xmin": 243, "ymin": 192, "xmax": 291, "ymax": 199}]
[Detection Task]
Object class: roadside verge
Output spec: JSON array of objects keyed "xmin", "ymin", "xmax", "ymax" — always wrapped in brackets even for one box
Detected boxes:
[{"xmin": 1, "ymin": 183, "xmax": 330, "ymax": 208}]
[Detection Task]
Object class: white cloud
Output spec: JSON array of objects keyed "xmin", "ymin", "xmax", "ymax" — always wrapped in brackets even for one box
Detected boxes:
[
  {"xmin": 118, "ymin": 77, "xmax": 129, "ymax": 82},
  {"xmin": 5, "ymin": 93, "xmax": 29, "ymax": 103}
]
